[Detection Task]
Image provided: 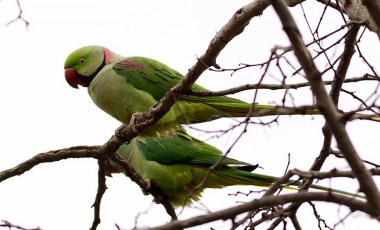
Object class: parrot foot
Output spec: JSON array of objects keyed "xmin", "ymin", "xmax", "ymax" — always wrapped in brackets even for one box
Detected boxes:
[{"xmin": 130, "ymin": 112, "xmax": 144, "ymax": 133}]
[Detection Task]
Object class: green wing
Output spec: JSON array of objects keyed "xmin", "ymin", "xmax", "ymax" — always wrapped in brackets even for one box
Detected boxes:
[
  {"xmin": 113, "ymin": 57, "xmax": 182, "ymax": 102},
  {"xmin": 113, "ymin": 57, "xmax": 273, "ymax": 121},
  {"xmin": 113, "ymin": 56, "xmax": 218, "ymax": 101},
  {"xmin": 112, "ymin": 131, "xmax": 363, "ymax": 206},
  {"xmin": 136, "ymin": 131, "xmax": 258, "ymax": 169}
]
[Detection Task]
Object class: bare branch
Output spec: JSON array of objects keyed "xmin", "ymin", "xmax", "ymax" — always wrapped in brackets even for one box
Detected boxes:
[
  {"xmin": 6, "ymin": 0, "xmax": 29, "ymax": 28},
  {"xmin": 0, "ymin": 146, "xmax": 100, "ymax": 183},
  {"xmin": 90, "ymin": 160, "xmax": 108, "ymax": 230},
  {"xmin": 330, "ymin": 24, "xmax": 360, "ymax": 104},
  {"xmin": 291, "ymin": 168, "xmax": 380, "ymax": 180},
  {"xmin": 317, "ymin": 0, "xmax": 340, "ymax": 11},
  {"xmin": 0, "ymin": 220, "xmax": 41, "ymax": 230},
  {"xmin": 149, "ymin": 192, "xmax": 372, "ymax": 230},
  {"xmin": 308, "ymin": 201, "xmax": 333, "ymax": 230},
  {"xmin": 187, "ymin": 74, "xmax": 379, "ymax": 96},
  {"xmin": 337, "ymin": 0, "xmax": 379, "ymax": 33},
  {"xmin": 270, "ymin": 0, "xmax": 380, "ymax": 214},
  {"xmin": 360, "ymin": 0, "xmax": 380, "ymax": 38}
]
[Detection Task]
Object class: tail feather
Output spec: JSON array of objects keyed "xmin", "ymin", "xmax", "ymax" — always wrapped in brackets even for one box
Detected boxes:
[
  {"xmin": 189, "ymin": 95, "xmax": 380, "ymax": 122},
  {"xmin": 211, "ymin": 168, "xmax": 364, "ymax": 198},
  {"xmin": 203, "ymin": 99, "xmax": 321, "ymax": 118}
]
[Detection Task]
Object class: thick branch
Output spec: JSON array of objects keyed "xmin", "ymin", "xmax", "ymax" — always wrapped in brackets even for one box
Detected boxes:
[
  {"xmin": 330, "ymin": 24, "xmax": 360, "ymax": 105},
  {"xmin": 361, "ymin": 0, "xmax": 380, "ymax": 39},
  {"xmin": 337, "ymin": 0, "xmax": 378, "ymax": 34},
  {"xmin": 270, "ymin": 0, "xmax": 380, "ymax": 214},
  {"xmin": 0, "ymin": 146, "xmax": 100, "ymax": 183},
  {"xmin": 149, "ymin": 192, "xmax": 371, "ymax": 230}
]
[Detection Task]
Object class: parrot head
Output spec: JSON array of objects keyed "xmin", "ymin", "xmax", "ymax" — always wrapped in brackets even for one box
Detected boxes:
[{"xmin": 64, "ymin": 46, "xmax": 111, "ymax": 88}]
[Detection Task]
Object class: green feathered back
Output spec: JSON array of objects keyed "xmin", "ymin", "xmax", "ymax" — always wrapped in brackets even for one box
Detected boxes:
[
  {"xmin": 112, "ymin": 131, "xmax": 265, "ymax": 206},
  {"xmin": 113, "ymin": 56, "xmax": 274, "ymax": 124},
  {"xmin": 108, "ymin": 131, "xmax": 362, "ymax": 207},
  {"xmin": 65, "ymin": 46, "xmax": 380, "ymax": 137}
]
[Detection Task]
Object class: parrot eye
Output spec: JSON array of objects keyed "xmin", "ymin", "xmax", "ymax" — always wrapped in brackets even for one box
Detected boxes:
[{"xmin": 79, "ymin": 58, "xmax": 85, "ymax": 64}]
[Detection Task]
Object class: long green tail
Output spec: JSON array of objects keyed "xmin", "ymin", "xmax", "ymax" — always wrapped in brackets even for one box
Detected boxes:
[
  {"xmin": 213, "ymin": 167, "xmax": 364, "ymax": 199},
  {"xmin": 200, "ymin": 98, "xmax": 380, "ymax": 122}
]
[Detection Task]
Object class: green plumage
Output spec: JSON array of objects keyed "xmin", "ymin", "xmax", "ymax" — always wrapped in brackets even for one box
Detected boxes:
[
  {"xmin": 63, "ymin": 46, "xmax": 293, "ymax": 135},
  {"xmin": 64, "ymin": 46, "xmax": 380, "ymax": 135},
  {"xmin": 107, "ymin": 131, "xmax": 360, "ymax": 207},
  {"xmin": 107, "ymin": 131, "xmax": 268, "ymax": 206}
]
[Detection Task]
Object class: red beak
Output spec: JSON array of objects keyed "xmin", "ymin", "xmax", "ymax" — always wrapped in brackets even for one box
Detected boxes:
[{"xmin": 65, "ymin": 68, "xmax": 79, "ymax": 89}]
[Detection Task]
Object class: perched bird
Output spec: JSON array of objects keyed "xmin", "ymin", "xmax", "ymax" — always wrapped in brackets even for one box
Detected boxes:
[
  {"xmin": 64, "ymin": 46, "xmax": 380, "ymax": 134},
  {"xmin": 64, "ymin": 46, "xmax": 320, "ymax": 135},
  {"xmin": 106, "ymin": 130, "xmax": 360, "ymax": 207},
  {"xmin": 64, "ymin": 46, "xmax": 380, "ymax": 135}
]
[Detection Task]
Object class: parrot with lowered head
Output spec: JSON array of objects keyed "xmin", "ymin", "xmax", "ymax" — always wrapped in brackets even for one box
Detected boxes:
[{"xmin": 106, "ymin": 130, "xmax": 362, "ymax": 207}]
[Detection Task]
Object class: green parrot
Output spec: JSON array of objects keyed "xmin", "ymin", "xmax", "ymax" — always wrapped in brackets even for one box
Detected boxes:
[
  {"xmin": 63, "ymin": 46, "xmax": 321, "ymax": 135},
  {"xmin": 64, "ymin": 46, "xmax": 379, "ymax": 135},
  {"xmin": 106, "ymin": 130, "xmax": 362, "ymax": 207}
]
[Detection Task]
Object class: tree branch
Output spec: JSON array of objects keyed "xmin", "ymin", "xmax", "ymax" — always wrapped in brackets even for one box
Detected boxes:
[
  {"xmin": 0, "ymin": 220, "xmax": 41, "ymax": 230},
  {"xmin": 330, "ymin": 24, "xmax": 361, "ymax": 105},
  {"xmin": 90, "ymin": 160, "xmax": 107, "ymax": 230},
  {"xmin": 0, "ymin": 146, "xmax": 100, "ymax": 183},
  {"xmin": 6, "ymin": 0, "xmax": 29, "ymax": 28},
  {"xmin": 187, "ymin": 74, "xmax": 378, "ymax": 97},
  {"xmin": 149, "ymin": 192, "xmax": 372, "ymax": 230},
  {"xmin": 360, "ymin": 0, "xmax": 380, "ymax": 39},
  {"xmin": 270, "ymin": 0, "xmax": 380, "ymax": 215}
]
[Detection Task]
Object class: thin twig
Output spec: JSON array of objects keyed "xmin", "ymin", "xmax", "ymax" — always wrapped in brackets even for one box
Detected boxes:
[
  {"xmin": 6, "ymin": 0, "xmax": 29, "ymax": 27},
  {"xmin": 90, "ymin": 160, "xmax": 108, "ymax": 230}
]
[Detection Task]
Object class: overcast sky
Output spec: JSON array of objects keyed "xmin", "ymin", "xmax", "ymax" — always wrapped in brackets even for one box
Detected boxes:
[{"xmin": 0, "ymin": 0, "xmax": 379, "ymax": 229}]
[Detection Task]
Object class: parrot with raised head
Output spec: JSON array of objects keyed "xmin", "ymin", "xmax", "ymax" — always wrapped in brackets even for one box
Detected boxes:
[
  {"xmin": 64, "ymin": 46, "xmax": 380, "ymax": 135},
  {"xmin": 63, "ymin": 46, "xmax": 317, "ymax": 135}
]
